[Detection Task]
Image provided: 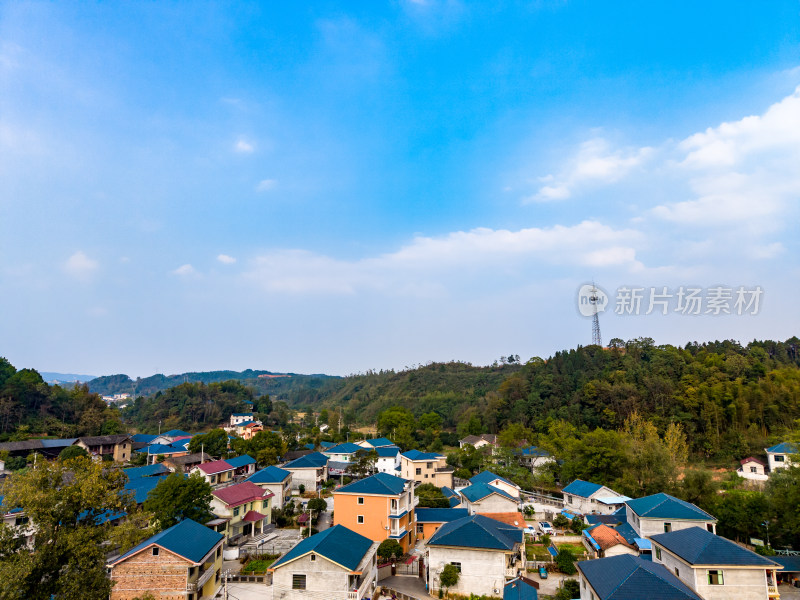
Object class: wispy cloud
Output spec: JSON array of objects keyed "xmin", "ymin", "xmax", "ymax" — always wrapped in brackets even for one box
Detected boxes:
[
  {"xmin": 217, "ymin": 254, "xmax": 236, "ymax": 264},
  {"xmin": 234, "ymin": 137, "xmax": 255, "ymax": 153},
  {"xmin": 172, "ymin": 264, "xmax": 198, "ymax": 277},
  {"xmin": 63, "ymin": 251, "xmax": 98, "ymax": 281},
  {"xmin": 256, "ymin": 179, "xmax": 277, "ymax": 192}
]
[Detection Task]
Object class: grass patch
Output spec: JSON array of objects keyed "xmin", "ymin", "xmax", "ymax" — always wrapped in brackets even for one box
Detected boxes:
[
  {"xmin": 241, "ymin": 558, "xmax": 276, "ymax": 573},
  {"xmin": 526, "ymin": 544, "xmax": 552, "ymax": 561},
  {"xmin": 555, "ymin": 542, "xmax": 586, "ymax": 555}
]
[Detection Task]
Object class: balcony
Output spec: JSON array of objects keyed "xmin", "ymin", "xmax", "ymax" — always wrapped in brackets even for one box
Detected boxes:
[
  {"xmin": 767, "ymin": 585, "xmax": 779, "ymax": 598},
  {"xmin": 186, "ymin": 565, "xmax": 216, "ymax": 592},
  {"xmin": 346, "ymin": 572, "xmax": 374, "ymax": 600}
]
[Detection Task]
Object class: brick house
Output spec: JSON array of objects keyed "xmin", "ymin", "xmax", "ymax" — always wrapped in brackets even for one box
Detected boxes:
[
  {"xmin": 210, "ymin": 481, "xmax": 273, "ymax": 542},
  {"xmin": 73, "ymin": 434, "xmax": 133, "ymax": 462}
]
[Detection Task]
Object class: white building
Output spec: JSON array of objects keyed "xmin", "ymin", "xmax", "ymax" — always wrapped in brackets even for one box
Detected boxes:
[
  {"xmin": 562, "ymin": 479, "xmax": 628, "ymax": 515},
  {"xmin": 459, "ymin": 482, "xmax": 519, "ymax": 515},
  {"xmin": 765, "ymin": 442, "xmax": 798, "ymax": 473},
  {"xmin": 737, "ymin": 457, "xmax": 769, "ymax": 482},
  {"xmin": 625, "ymin": 493, "xmax": 717, "ymax": 538},
  {"xmin": 374, "ymin": 446, "xmax": 401, "ymax": 475}
]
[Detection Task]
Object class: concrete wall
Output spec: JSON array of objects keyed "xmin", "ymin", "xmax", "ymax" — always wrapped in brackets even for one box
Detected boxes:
[
  {"xmin": 468, "ymin": 494, "xmax": 519, "ymax": 515},
  {"xmin": 255, "ymin": 478, "xmax": 292, "ymax": 507},
  {"xmin": 287, "ymin": 467, "xmax": 323, "ymax": 491},
  {"xmin": 271, "ymin": 548, "xmax": 377, "ymax": 600},
  {"xmin": 428, "ymin": 546, "xmax": 513, "ymax": 598}
]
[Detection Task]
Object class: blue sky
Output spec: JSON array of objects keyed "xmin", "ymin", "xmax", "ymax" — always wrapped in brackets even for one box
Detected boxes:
[{"xmin": 1, "ymin": 1, "xmax": 799, "ymax": 377}]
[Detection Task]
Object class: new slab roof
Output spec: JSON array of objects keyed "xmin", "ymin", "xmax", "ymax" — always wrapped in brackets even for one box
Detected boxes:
[
  {"xmin": 562, "ymin": 479, "xmax": 605, "ymax": 498},
  {"xmin": 415, "ymin": 508, "xmax": 469, "ymax": 523},
  {"xmin": 578, "ymin": 554, "xmax": 703, "ymax": 600},
  {"xmin": 460, "ymin": 482, "xmax": 516, "ymax": 503},
  {"xmin": 247, "ymin": 465, "xmax": 291, "ymax": 484},
  {"xmin": 283, "ymin": 451, "xmax": 329, "ymax": 469},
  {"xmin": 428, "ymin": 514, "xmax": 523, "ymax": 551},
  {"xmin": 470, "ymin": 470, "xmax": 518, "ymax": 488},
  {"xmin": 650, "ymin": 527, "xmax": 780, "ymax": 567},
  {"xmin": 112, "ymin": 518, "xmax": 223, "ymax": 565},
  {"xmin": 270, "ymin": 524, "xmax": 374, "ymax": 571},
  {"xmin": 337, "ymin": 472, "xmax": 407, "ymax": 496},
  {"xmin": 626, "ymin": 493, "xmax": 715, "ymax": 521}
]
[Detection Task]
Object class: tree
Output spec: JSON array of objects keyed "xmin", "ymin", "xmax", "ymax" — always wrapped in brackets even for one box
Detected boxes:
[
  {"xmin": 231, "ymin": 430, "xmax": 287, "ymax": 466},
  {"xmin": 439, "ymin": 563, "xmax": 460, "ymax": 595},
  {"xmin": 307, "ymin": 498, "xmax": 327, "ymax": 513},
  {"xmin": 350, "ymin": 449, "xmax": 378, "ymax": 478},
  {"xmin": 766, "ymin": 465, "xmax": 800, "ymax": 548},
  {"xmin": 555, "ymin": 547, "xmax": 577, "ymax": 575},
  {"xmin": 0, "ymin": 455, "xmax": 139, "ymax": 600},
  {"xmin": 553, "ymin": 514, "xmax": 570, "ymax": 529},
  {"xmin": 415, "ymin": 483, "xmax": 450, "ymax": 508},
  {"xmin": 58, "ymin": 446, "xmax": 88, "ymax": 461},
  {"xmin": 143, "ymin": 472, "xmax": 213, "ymax": 531},
  {"xmin": 555, "ymin": 579, "xmax": 581, "ymax": 600},
  {"xmin": 377, "ymin": 539, "xmax": 403, "ymax": 561},
  {"xmin": 187, "ymin": 429, "xmax": 228, "ymax": 457},
  {"xmin": 570, "ymin": 516, "xmax": 586, "ymax": 534}
]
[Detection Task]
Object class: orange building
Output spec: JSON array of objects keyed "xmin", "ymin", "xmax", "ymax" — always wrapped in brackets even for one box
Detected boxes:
[
  {"xmin": 414, "ymin": 507, "xmax": 469, "ymax": 541},
  {"xmin": 333, "ymin": 472, "xmax": 417, "ymax": 553}
]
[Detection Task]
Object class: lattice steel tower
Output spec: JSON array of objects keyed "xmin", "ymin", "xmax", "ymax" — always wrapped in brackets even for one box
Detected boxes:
[{"xmin": 589, "ymin": 283, "xmax": 603, "ymax": 347}]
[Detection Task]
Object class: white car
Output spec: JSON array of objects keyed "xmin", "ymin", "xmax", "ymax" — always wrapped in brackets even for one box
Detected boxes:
[
  {"xmin": 538, "ymin": 521, "xmax": 554, "ymax": 535},
  {"xmin": 524, "ymin": 526, "xmax": 538, "ymax": 538}
]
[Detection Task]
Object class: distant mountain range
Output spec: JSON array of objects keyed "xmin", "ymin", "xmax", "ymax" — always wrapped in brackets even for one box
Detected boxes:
[{"xmin": 41, "ymin": 372, "xmax": 97, "ymax": 384}]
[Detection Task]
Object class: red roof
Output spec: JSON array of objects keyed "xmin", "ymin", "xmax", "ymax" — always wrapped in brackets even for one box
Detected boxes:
[
  {"xmin": 197, "ymin": 459, "xmax": 235, "ymax": 475},
  {"xmin": 740, "ymin": 457, "xmax": 766, "ymax": 466},
  {"xmin": 242, "ymin": 510, "xmax": 268, "ymax": 522},
  {"xmin": 212, "ymin": 481, "xmax": 273, "ymax": 507},
  {"xmin": 589, "ymin": 524, "xmax": 635, "ymax": 550}
]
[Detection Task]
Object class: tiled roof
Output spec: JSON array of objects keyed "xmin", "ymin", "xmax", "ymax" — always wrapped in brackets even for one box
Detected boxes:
[
  {"xmin": 226, "ymin": 455, "xmax": 256, "ymax": 468},
  {"xmin": 123, "ymin": 463, "xmax": 171, "ymax": 480},
  {"xmin": 364, "ymin": 437, "xmax": 395, "ymax": 448},
  {"xmin": 650, "ymin": 527, "xmax": 780, "ymax": 567},
  {"xmin": 247, "ymin": 465, "xmax": 291, "ymax": 484},
  {"xmin": 242, "ymin": 510, "xmax": 267, "ymax": 522},
  {"xmin": 375, "ymin": 446, "xmax": 400, "ymax": 457},
  {"xmin": 270, "ymin": 524, "xmax": 374, "ymax": 571},
  {"xmin": 415, "ymin": 508, "xmax": 469, "ymax": 523},
  {"xmin": 482, "ymin": 512, "xmax": 526, "ymax": 528},
  {"xmin": 740, "ymin": 456, "xmax": 766, "ymax": 466},
  {"xmin": 336, "ymin": 472, "xmax": 407, "ymax": 496},
  {"xmin": 283, "ymin": 452, "xmax": 329, "ymax": 469},
  {"xmin": 577, "ymin": 554, "xmax": 703, "ymax": 600},
  {"xmin": 428, "ymin": 514, "xmax": 523, "ymax": 551},
  {"xmin": 503, "ymin": 576, "xmax": 539, "ymax": 600},
  {"xmin": 562, "ymin": 479, "xmax": 605, "ymax": 498},
  {"xmin": 626, "ymin": 493, "xmax": 715, "ymax": 521},
  {"xmin": 39, "ymin": 438, "xmax": 77, "ymax": 448},
  {"xmin": 77, "ymin": 434, "xmax": 132, "ymax": 446},
  {"xmin": 460, "ymin": 482, "xmax": 516, "ymax": 503},
  {"xmin": 324, "ymin": 442, "xmax": 363, "ymax": 454},
  {"xmin": 766, "ymin": 442, "xmax": 799, "ymax": 454},
  {"xmin": 212, "ymin": 481, "xmax": 272, "ymax": 507},
  {"xmin": 402, "ymin": 449, "xmax": 444, "ymax": 461},
  {"xmin": 196, "ymin": 459, "xmax": 235, "ymax": 475},
  {"xmin": 112, "ymin": 518, "xmax": 223, "ymax": 565},
  {"xmin": 470, "ymin": 470, "xmax": 518, "ymax": 488},
  {"xmin": 584, "ymin": 524, "xmax": 635, "ymax": 551}
]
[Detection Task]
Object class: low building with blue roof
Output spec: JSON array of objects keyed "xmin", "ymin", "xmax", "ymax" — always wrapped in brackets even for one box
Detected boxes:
[
  {"xmin": 400, "ymin": 449, "xmax": 454, "ymax": 488},
  {"xmin": 374, "ymin": 445, "xmax": 401, "ymax": 475},
  {"xmin": 562, "ymin": 479, "xmax": 626, "ymax": 516},
  {"xmin": 427, "ymin": 514, "xmax": 525, "ymax": 598},
  {"xmin": 625, "ymin": 493, "xmax": 717, "ymax": 539},
  {"xmin": 766, "ymin": 441, "xmax": 798, "ymax": 473},
  {"xmin": 122, "ymin": 462, "xmax": 171, "ymax": 480},
  {"xmin": 503, "ymin": 575, "xmax": 539, "ymax": 600},
  {"xmin": 441, "ymin": 486, "xmax": 462, "ymax": 508},
  {"xmin": 282, "ymin": 451, "xmax": 328, "ymax": 492},
  {"xmin": 357, "ymin": 437, "xmax": 395, "ymax": 449},
  {"xmin": 108, "ymin": 518, "xmax": 224, "ymax": 600},
  {"xmin": 134, "ymin": 443, "xmax": 188, "ymax": 465},
  {"xmin": 225, "ymin": 454, "xmax": 257, "ymax": 477},
  {"xmin": 321, "ymin": 442, "xmax": 364, "ymax": 463},
  {"xmin": 471, "ymin": 470, "xmax": 522, "ymax": 499},
  {"xmin": 460, "ymin": 482, "xmax": 519, "ymax": 515},
  {"xmin": 269, "ymin": 524, "xmax": 379, "ymax": 599},
  {"xmin": 416, "ymin": 507, "xmax": 469, "ymax": 540},
  {"xmin": 577, "ymin": 553, "xmax": 704, "ymax": 600},
  {"xmin": 247, "ymin": 464, "xmax": 292, "ymax": 506},
  {"xmin": 650, "ymin": 526, "xmax": 782, "ymax": 600}
]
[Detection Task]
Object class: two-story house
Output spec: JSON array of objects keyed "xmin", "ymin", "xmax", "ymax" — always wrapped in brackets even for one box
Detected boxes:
[
  {"xmin": 577, "ymin": 554, "xmax": 703, "ymax": 600},
  {"xmin": 374, "ymin": 446, "xmax": 401, "ymax": 475},
  {"xmin": 73, "ymin": 434, "xmax": 133, "ymax": 462},
  {"xmin": 210, "ymin": 481, "xmax": 273, "ymax": 542},
  {"xmin": 268, "ymin": 524, "xmax": 379, "ymax": 600},
  {"xmin": 765, "ymin": 442, "xmax": 798, "ymax": 473},
  {"xmin": 282, "ymin": 452, "xmax": 329, "ymax": 492},
  {"xmin": 400, "ymin": 450, "xmax": 454, "ymax": 487},
  {"xmin": 459, "ymin": 482, "xmax": 519, "ymax": 515},
  {"xmin": 333, "ymin": 472, "xmax": 417, "ymax": 553},
  {"xmin": 515, "ymin": 446, "xmax": 555, "ymax": 475},
  {"xmin": 190, "ymin": 459, "xmax": 238, "ymax": 488},
  {"xmin": 470, "ymin": 471, "xmax": 522, "ymax": 500},
  {"xmin": 230, "ymin": 413, "xmax": 254, "ymax": 426},
  {"xmin": 321, "ymin": 443, "xmax": 364, "ymax": 463},
  {"xmin": 562, "ymin": 480, "xmax": 628, "ymax": 515},
  {"xmin": 108, "ymin": 518, "xmax": 224, "ymax": 600},
  {"xmin": 247, "ymin": 465, "xmax": 293, "ymax": 507},
  {"xmin": 356, "ymin": 437, "xmax": 395, "ymax": 450},
  {"xmin": 0, "ymin": 494, "xmax": 33, "ymax": 546},
  {"xmin": 626, "ymin": 493, "xmax": 717, "ymax": 538},
  {"xmin": 650, "ymin": 527, "xmax": 782, "ymax": 600},
  {"xmin": 427, "ymin": 514, "xmax": 525, "ymax": 598}
]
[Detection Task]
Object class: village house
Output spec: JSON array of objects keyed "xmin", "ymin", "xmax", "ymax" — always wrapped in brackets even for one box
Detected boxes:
[
  {"xmin": 333, "ymin": 472, "xmax": 417, "ymax": 553},
  {"xmin": 577, "ymin": 554, "xmax": 703, "ymax": 600},
  {"xmin": 190, "ymin": 459, "xmax": 237, "ymax": 488},
  {"xmin": 226, "ymin": 454, "xmax": 257, "ymax": 478},
  {"xmin": 321, "ymin": 442, "xmax": 364, "ymax": 463},
  {"xmin": 765, "ymin": 442, "xmax": 798, "ymax": 473},
  {"xmin": 561, "ymin": 480, "xmax": 629, "ymax": 515},
  {"xmin": 108, "ymin": 518, "xmax": 224, "ymax": 600},
  {"xmin": 581, "ymin": 523, "xmax": 637, "ymax": 559},
  {"xmin": 238, "ymin": 421, "xmax": 264, "ymax": 440},
  {"xmin": 209, "ymin": 481, "xmax": 273, "ymax": 542},
  {"xmin": 459, "ymin": 433, "xmax": 499, "ymax": 451},
  {"xmin": 626, "ymin": 493, "xmax": 717, "ymax": 538},
  {"xmin": 515, "ymin": 446, "xmax": 555, "ymax": 474},
  {"xmin": 399, "ymin": 449, "xmax": 454, "ymax": 487},
  {"xmin": 230, "ymin": 413, "xmax": 254, "ymax": 426},
  {"xmin": 374, "ymin": 446, "xmax": 401, "ymax": 475},
  {"xmin": 74, "ymin": 434, "xmax": 133, "ymax": 462},
  {"xmin": 149, "ymin": 430, "xmax": 192, "ymax": 445},
  {"xmin": 415, "ymin": 507, "xmax": 469, "ymax": 541},
  {"xmin": 136, "ymin": 443, "xmax": 189, "ymax": 465},
  {"xmin": 459, "ymin": 482, "xmax": 520, "ymax": 515},
  {"xmin": 502, "ymin": 576, "xmax": 540, "ymax": 600},
  {"xmin": 426, "ymin": 513, "xmax": 525, "ymax": 598},
  {"xmin": 356, "ymin": 437, "xmax": 395, "ymax": 449},
  {"xmin": 162, "ymin": 451, "xmax": 211, "ymax": 474},
  {"xmin": 268, "ymin": 524, "xmax": 379, "ymax": 600},
  {"xmin": 470, "ymin": 471, "xmax": 522, "ymax": 500},
  {"xmin": 247, "ymin": 465, "xmax": 293, "ymax": 507},
  {"xmin": 650, "ymin": 527, "xmax": 782, "ymax": 600},
  {"xmin": 0, "ymin": 494, "xmax": 33, "ymax": 546},
  {"xmin": 282, "ymin": 451, "xmax": 329, "ymax": 492},
  {"xmin": 737, "ymin": 457, "xmax": 769, "ymax": 482}
]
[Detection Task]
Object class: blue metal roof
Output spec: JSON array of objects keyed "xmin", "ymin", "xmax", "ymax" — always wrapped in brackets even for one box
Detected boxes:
[
  {"xmin": 428, "ymin": 514, "xmax": 523, "ymax": 550},
  {"xmin": 114, "ymin": 518, "xmax": 223, "ymax": 564},
  {"xmin": 470, "ymin": 470, "xmax": 517, "ymax": 488},
  {"xmin": 774, "ymin": 555, "xmax": 800, "ymax": 572},
  {"xmin": 586, "ymin": 514, "xmax": 623, "ymax": 527},
  {"xmin": 460, "ymin": 482, "xmax": 516, "ymax": 503},
  {"xmin": 247, "ymin": 465, "xmax": 291, "ymax": 484},
  {"xmin": 283, "ymin": 452, "xmax": 328, "ymax": 469},
  {"xmin": 303, "ymin": 443, "xmax": 315, "ymax": 450},
  {"xmin": 626, "ymin": 493, "xmax": 715, "ymax": 521},
  {"xmin": 375, "ymin": 446, "xmax": 400, "ymax": 457},
  {"xmin": 562, "ymin": 479, "xmax": 604, "ymax": 498},
  {"xmin": 0, "ymin": 496, "xmax": 23, "ymax": 515},
  {"xmin": 503, "ymin": 577, "xmax": 538, "ymax": 600},
  {"xmin": 364, "ymin": 437, "xmax": 395, "ymax": 448},
  {"xmin": 123, "ymin": 474, "xmax": 173, "ymax": 504},
  {"xmin": 135, "ymin": 443, "xmax": 186, "ymax": 455},
  {"xmin": 123, "ymin": 463, "xmax": 171, "ymax": 480},
  {"xmin": 324, "ymin": 443, "xmax": 363, "ymax": 454},
  {"xmin": 226, "ymin": 455, "xmax": 256, "ymax": 468},
  {"xmin": 634, "ymin": 537, "xmax": 651, "ymax": 550},
  {"xmin": 232, "ymin": 413, "xmax": 253, "ymax": 417},
  {"xmin": 767, "ymin": 442, "xmax": 799, "ymax": 454},
  {"xmin": 39, "ymin": 438, "xmax": 77, "ymax": 448},
  {"xmin": 650, "ymin": 527, "xmax": 780, "ymax": 567},
  {"xmin": 163, "ymin": 429, "xmax": 190, "ymax": 437},
  {"xmin": 402, "ymin": 449, "xmax": 444, "ymax": 461},
  {"xmin": 415, "ymin": 508, "xmax": 469, "ymax": 523},
  {"xmin": 614, "ymin": 522, "xmax": 637, "ymax": 544},
  {"xmin": 517, "ymin": 445, "xmax": 550, "ymax": 457},
  {"xmin": 441, "ymin": 486, "xmax": 458, "ymax": 498},
  {"xmin": 131, "ymin": 434, "xmax": 157, "ymax": 444},
  {"xmin": 336, "ymin": 472, "xmax": 407, "ymax": 496},
  {"xmin": 319, "ymin": 441, "xmax": 336, "ymax": 449},
  {"xmin": 578, "ymin": 554, "xmax": 703, "ymax": 600},
  {"xmin": 270, "ymin": 524, "xmax": 374, "ymax": 571}
]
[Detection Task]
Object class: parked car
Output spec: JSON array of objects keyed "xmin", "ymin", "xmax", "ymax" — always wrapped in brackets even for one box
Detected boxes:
[
  {"xmin": 538, "ymin": 521, "xmax": 554, "ymax": 535},
  {"xmin": 524, "ymin": 526, "xmax": 538, "ymax": 538},
  {"xmin": 538, "ymin": 566, "xmax": 548, "ymax": 579}
]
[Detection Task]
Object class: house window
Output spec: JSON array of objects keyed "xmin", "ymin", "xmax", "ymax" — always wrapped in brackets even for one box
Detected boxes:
[
  {"xmin": 14, "ymin": 516, "xmax": 29, "ymax": 527},
  {"xmin": 426, "ymin": 462, "xmax": 432, "ymax": 468},
  {"xmin": 750, "ymin": 466, "xmax": 757, "ymax": 473},
  {"xmin": 217, "ymin": 547, "xmax": 221, "ymax": 558},
  {"xmin": 450, "ymin": 562, "xmax": 461, "ymax": 572},
  {"xmin": 292, "ymin": 574, "xmax": 306, "ymax": 589},
  {"xmin": 775, "ymin": 455, "xmax": 784, "ymax": 462},
  {"xmin": 152, "ymin": 547, "xmax": 159, "ymax": 556},
  {"xmin": 233, "ymin": 507, "xmax": 240, "ymax": 517},
  {"xmin": 664, "ymin": 522, "xmax": 672, "ymax": 533},
  {"xmin": 655, "ymin": 548, "xmax": 662, "ymax": 560},
  {"xmin": 416, "ymin": 468, "xmax": 421, "ymax": 475},
  {"xmin": 358, "ymin": 497, "xmax": 364, "ymax": 505},
  {"xmin": 566, "ymin": 495, "xmax": 572, "ymax": 505},
  {"xmin": 707, "ymin": 524, "xmax": 714, "ymax": 533},
  {"xmin": 357, "ymin": 515, "xmax": 364, "ymax": 524},
  {"xmin": 708, "ymin": 570, "xmax": 724, "ymax": 585},
  {"xmin": 675, "ymin": 567, "xmax": 680, "ymax": 577},
  {"xmin": 310, "ymin": 553, "xmax": 316, "ymax": 561}
]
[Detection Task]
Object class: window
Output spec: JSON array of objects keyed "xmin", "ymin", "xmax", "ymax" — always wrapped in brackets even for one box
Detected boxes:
[
  {"xmin": 14, "ymin": 516, "xmax": 29, "ymax": 527},
  {"xmin": 233, "ymin": 507, "xmax": 240, "ymax": 517},
  {"xmin": 216, "ymin": 547, "xmax": 221, "ymax": 558},
  {"xmin": 664, "ymin": 522, "xmax": 672, "ymax": 533},
  {"xmin": 152, "ymin": 547, "xmax": 159, "ymax": 556},
  {"xmin": 415, "ymin": 468, "xmax": 421, "ymax": 475},
  {"xmin": 707, "ymin": 524, "xmax": 714, "ymax": 533},
  {"xmin": 357, "ymin": 515, "xmax": 364, "ymax": 524},
  {"xmin": 655, "ymin": 548, "xmax": 662, "ymax": 560},
  {"xmin": 750, "ymin": 466, "xmax": 758, "ymax": 473},
  {"xmin": 358, "ymin": 497, "xmax": 364, "ymax": 505},
  {"xmin": 310, "ymin": 553, "xmax": 316, "ymax": 561},
  {"xmin": 674, "ymin": 567, "xmax": 680, "ymax": 577},
  {"xmin": 775, "ymin": 455, "xmax": 785, "ymax": 462},
  {"xmin": 708, "ymin": 570, "xmax": 724, "ymax": 585},
  {"xmin": 426, "ymin": 462, "xmax": 432, "ymax": 468},
  {"xmin": 292, "ymin": 574, "xmax": 306, "ymax": 590},
  {"xmin": 450, "ymin": 562, "xmax": 461, "ymax": 572},
  {"xmin": 566, "ymin": 495, "xmax": 572, "ymax": 504}
]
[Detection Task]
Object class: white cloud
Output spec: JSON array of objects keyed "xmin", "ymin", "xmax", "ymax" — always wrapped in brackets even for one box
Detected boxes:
[
  {"xmin": 217, "ymin": 254, "xmax": 237, "ymax": 264},
  {"xmin": 234, "ymin": 137, "xmax": 255, "ymax": 153},
  {"xmin": 256, "ymin": 179, "xmax": 277, "ymax": 192},
  {"xmin": 172, "ymin": 264, "xmax": 197, "ymax": 277},
  {"xmin": 64, "ymin": 251, "xmax": 98, "ymax": 281}
]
